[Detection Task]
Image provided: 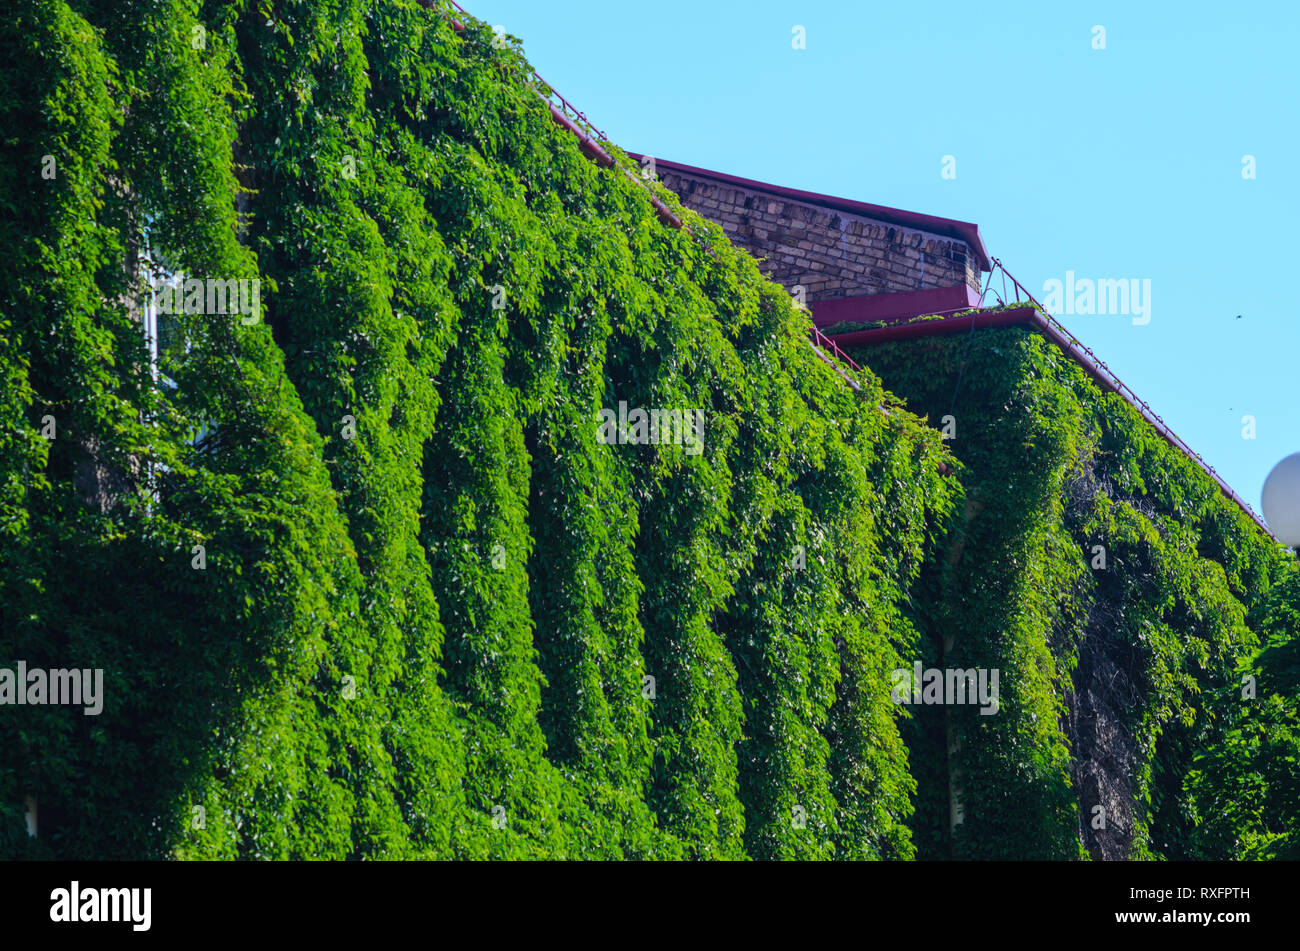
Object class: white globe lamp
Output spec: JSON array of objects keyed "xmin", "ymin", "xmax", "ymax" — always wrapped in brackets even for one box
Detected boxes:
[{"xmin": 1261, "ymin": 453, "xmax": 1300, "ymax": 547}]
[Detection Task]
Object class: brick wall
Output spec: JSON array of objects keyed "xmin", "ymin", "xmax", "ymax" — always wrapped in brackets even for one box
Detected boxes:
[{"xmin": 656, "ymin": 166, "xmax": 983, "ymax": 303}]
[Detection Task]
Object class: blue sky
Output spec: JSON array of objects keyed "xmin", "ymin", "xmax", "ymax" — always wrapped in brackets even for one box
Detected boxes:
[{"xmin": 464, "ymin": 0, "xmax": 1299, "ymax": 516}]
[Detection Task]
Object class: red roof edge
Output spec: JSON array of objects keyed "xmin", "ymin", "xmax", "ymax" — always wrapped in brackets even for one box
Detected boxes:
[
  {"xmin": 812, "ymin": 285, "xmax": 983, "ymax": 329},
  {"xmin": 631, "ymin": 154, "xmax": 992, "ymax": 273},
  {"xmin": 829, "ymin": 308, "xmax": 1278, "ymax": 542}
]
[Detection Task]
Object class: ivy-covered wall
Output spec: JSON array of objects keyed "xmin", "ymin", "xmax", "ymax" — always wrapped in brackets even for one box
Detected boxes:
[
  {"xmin": 2, "ymin": 0, "xmax": 1294, "ymax": 862},
  {"xmin": 853, "ymin": 322, "xmax": 1300, "ymax": 860},
  {"xmin": 0, "ymin": 0, "xmax": 956, "ymax": 859}
]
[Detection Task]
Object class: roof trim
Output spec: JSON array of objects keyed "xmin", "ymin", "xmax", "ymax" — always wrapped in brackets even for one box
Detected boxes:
[{"xmin": 635, "ymin": 155, "xmax": 993, "ymax": 273}]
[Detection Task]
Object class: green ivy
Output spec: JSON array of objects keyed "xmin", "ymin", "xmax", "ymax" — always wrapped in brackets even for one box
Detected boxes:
[
  {"xmin": 4, "ymin": 0, "xmax": 1290, "ymax": 862},
  {"xmin": 0, "ymin": 0, "xmax": 956, "ymax": 859},
  {"xmin": 855, "ymin": 324, "xmax": 1297, "ymax": 859}
]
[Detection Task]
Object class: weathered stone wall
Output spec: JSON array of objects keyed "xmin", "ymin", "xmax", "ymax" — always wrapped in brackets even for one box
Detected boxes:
[{"xmin": 657, "ymin": 166, "xmax": 982, "ymax": 303}]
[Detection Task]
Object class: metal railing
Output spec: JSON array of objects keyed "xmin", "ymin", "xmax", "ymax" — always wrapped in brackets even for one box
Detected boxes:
[{"xmin": 979, "ymin": 258, "xmax": 1273, "ymax": 539}]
